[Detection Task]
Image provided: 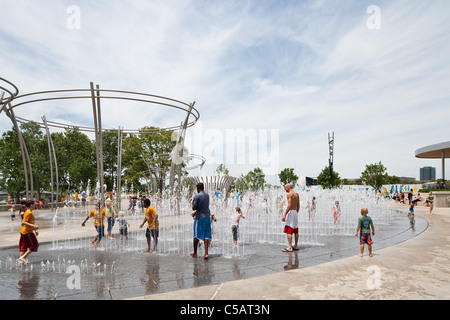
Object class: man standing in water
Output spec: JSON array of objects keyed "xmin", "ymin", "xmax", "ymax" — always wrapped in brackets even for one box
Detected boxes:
[
  {"xmin": 191, "ymin": 183, "xmax": 212, "ymax": 260},
  {"xmin": 282, "ymin": 183, "xmax": 300, "ymax": 252}
]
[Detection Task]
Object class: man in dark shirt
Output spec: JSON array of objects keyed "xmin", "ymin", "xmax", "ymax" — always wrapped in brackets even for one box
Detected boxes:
[{"xmin": 191, "ymin": 183, "xmax": 211, "ymax": 260}]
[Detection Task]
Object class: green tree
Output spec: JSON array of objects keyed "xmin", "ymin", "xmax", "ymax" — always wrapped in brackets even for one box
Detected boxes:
[
  {"xmin": 121, "ymin": 127, "xmax": 176, "ymax": 193},
  {"xmin": 233, "ymin": 174, "xmax": 249, "ymax": 191},
  {"xmin": 121, "ymin": 134, "xmax": 145, "ymax": 192},
  {"xmin": 278, "ymin": 168, "xmax": 298, "ymax": 186},
  {"xmin": 245, "ymin": 167, "xmax": 266, "ymax": 191},
  {"xmin": 0, "ymin": 122, "xmax": 53, "ymax": 201},
  {"xmin": 215, "ymin": 164, "xmax": 230, "ymax": 177},
  {"xmin": 51, "ymin": 127, "xmax": 97, "ymax": 194},
  {"xmin": 102, "ymin": 130, "xmax": 121, "ymax": 191},
  {"xmin": 387, "ymin": 175, "xmax": 401, "ymax": 184},
  {"xmin": 21, "ymin": 121, "xmax": 51, "ymax": 201},
  {"xmin": 317, "ymin": 166, "xmax": 341, "ymax": 189},
  {"xmin": 0, "ymin": 127, "xmax": 27, "ymax": 202},
  {"xmin": 140, "ymin": 127, "xmax": 176, "ymax": 192},
  {"xmin": 360, "ymin": 161, "xmax": 389, "ymax": 191}
]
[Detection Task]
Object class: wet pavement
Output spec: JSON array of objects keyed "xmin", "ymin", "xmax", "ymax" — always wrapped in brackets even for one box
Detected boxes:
[{"xmin": 0, "ymin": 210, "xmax": 427, "ymax": 300}]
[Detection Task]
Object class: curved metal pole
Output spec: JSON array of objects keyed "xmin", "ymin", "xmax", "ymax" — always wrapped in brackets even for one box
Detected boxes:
[
  {"xmin": 96, "ymin": 84, "xmax": 105, "ymax": 203},
  {"xmin": 0, "ymin": 77, "xmax": 19, "ymax": 108},
  {"xmin": 1, "ymin": 99, "xmax": 29, "ymax": 199},
  {"xmin": 91, "ymin": 82, "xmax": 101, "ymax": 204},
  {"xmin": 0, "ymin": 92, "xmax": 5, "ymax": 113},
  {"xmin": 171, "ymin": 102, "xmax": 195, "ymax": 214},
  {"xmin": 50, "ymin": 131, "xmax": 59, "ymax": 209},
  {"xmin": 10, "ymin": 90, "xmax": 200, "ymax": 133},
  {"xmin": 90, "ymin": 82, "xmax": 105, "ymax": 205},
  {"xmin": 116, "ymin": 126, "xmax": 123, "ymax": 210},
  {"xmin": 169, "ymin": 102, "xmax": 195, "ymax": 195},
  {"xmin": 7, "ymin": 105, "xmax": 33, "ymax": 200},
  {"xmin": 1, "ymin": 94, "xmax": 31, "ymax": 201},
  {"xmin": 42, "ymin": 116, "xmax": 54, "ymax": 211}
]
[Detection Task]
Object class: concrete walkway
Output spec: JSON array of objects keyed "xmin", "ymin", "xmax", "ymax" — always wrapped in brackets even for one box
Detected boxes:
[{"xmin": 131, "ymin": 203, "xmax": 450, "ymax": 300}]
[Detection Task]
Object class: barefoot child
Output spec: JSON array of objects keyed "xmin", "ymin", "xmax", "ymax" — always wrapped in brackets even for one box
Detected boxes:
[
  {"xmin": 140, "ymin": 199, "xmax": 159, "ymax": 253},
  {"xmin": 408, "ymin": 204, "xmax": 415, "ymax": 227},
  {"xmin": 355, "ymin": 207, "xmax": 375, "ymax": 257},
  {"xmin": 9, "ymin": 204, "xmax": 16, "ymax": 221},
  {"xmin": 82, "ymin": 202, "xmax": 107, "ymax": 248},
  {"xmin": 116, "ymin": 211, "xmax": 130, "ymax": 240},
  {"xmin": 232, "ymin": 207, "xmax": 245, "ymax": 247},
  {"xmin": 18, "ymin": 201, "xmax": 39, "ymax": 263}
]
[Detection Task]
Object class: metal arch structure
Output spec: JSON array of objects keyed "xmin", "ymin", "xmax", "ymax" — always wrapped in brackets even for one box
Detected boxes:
[
  {"xmin": 142, "ymin": 150, "xmax": 206, "ymax": 214},
  {"xmin": 188, "ymin": 175, "xmax": 236, "ymax": 195},
  {"xmin": 8, "ymin": 86, "xmax": 200, "ymax": 133},
  {"xmin": 42, "ymin": 115, "xmax": 59, "ymax": 211},
  {"xmin": 184, "ymin": 154, "xmax": 206, "ymax": 171},
  {"xmin": 142, "ymin": 153, "xmax": 172, "ymax": 194},
  {"xmin": 0, "ymin": 79, "xmax": 200, "ymax": 209},
  {"xmin": 0, "ymin": 77, "xmax": 19, "ymax": 106},
  {"xmin": 1, "ymin": 77, "xmax": 34, "ymax": 200}
]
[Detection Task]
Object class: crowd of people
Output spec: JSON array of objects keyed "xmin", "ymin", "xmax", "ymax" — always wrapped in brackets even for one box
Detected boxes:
[
  {"xmin": 9, "ymin": 182, "xmax": 437, "ymax": 265},
  {"xmin": 392, "ymin": 190, "xmax": 435, "ymax": 215}
]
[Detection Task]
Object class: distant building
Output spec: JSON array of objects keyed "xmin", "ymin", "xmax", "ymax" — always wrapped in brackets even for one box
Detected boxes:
[
  {"xmin": 420, "ymin": 166, "xmax": 436, "ymax": 181},
  {"xmin": 346, "ymin": 178, "xmax": 362, "ymax": 185},
  {"xmin": 399, "ymin": 177, "xmax": 416, "ymax": 184},
  {"xmin": 299, "ymin": 176, "xmax": 317, "ymax": 187}
]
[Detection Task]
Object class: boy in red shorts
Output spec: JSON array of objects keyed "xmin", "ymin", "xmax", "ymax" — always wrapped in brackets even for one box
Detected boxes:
[
  {"xmin": 355, "ymin": 207, "xmax": 375, "ymax": 257},
  {"xmin": 18, "ymin": 200, "xmax": 39, "ymax": 263}
]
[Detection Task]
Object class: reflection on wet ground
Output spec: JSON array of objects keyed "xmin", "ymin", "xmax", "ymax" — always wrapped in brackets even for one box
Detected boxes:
[{"xmin": 0, "ymin": 212, "xmax": 427, "ymax": 300}]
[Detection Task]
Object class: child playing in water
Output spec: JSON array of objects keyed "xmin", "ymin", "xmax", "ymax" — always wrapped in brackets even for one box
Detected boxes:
[
  {"xmin": 408, "ymin": 204, "xmax": 415, "ymax": 227},
  {"xmin": 140, "ymin": 199, "xmax": 159, "ymax": 253},
  {"xmin": 333, "ymin": 200, "xmax": 341, "ymax": 226},
  {"xmin": 232, "ymin": 207, "xmax": 245, "ymax": 247},
  {"xmin": 18, "ymin": 201, "xmax": 39, "ymax": 264},
  {"xmin": 355, "ymin": 207, "xmax": 375, "ymax": 257},
  {"xmin": 116, "ymin": 211, "xmax": 130, "ymax": 240},
  {"xmin": 9, "ymin": 204, "xmax": 16, "ymax": 221},
  {"xmin": 82, "ymin": 202, "xmax": 107, "ymax": 248}
]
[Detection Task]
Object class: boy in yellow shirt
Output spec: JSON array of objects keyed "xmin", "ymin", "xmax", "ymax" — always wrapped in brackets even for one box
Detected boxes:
[
  {"xmin": 139, "ymin": 199, "xmax": 159, "ymax": 253},
  {"xmin": 82, "ymin": 202, "xmax": 107, "ymax": 248},
  {"xmin": 19, "ymin": 201, "xmax": 39, "ymax": 264}
]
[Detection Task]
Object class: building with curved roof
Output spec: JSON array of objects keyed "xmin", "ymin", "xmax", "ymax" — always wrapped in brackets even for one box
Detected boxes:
[{"xmin": 415, "ymin": 141, "xmax": 450, "ymax": 182}]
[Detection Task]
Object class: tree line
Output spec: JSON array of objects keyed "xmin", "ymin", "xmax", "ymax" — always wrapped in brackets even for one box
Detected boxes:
[
  {"xmin": 0, "ymin": 122, "xmax": 397, "ymax": 202},
  {"xmin": 229, "ymin": 162, "xmax": 397, "ymax": 192},
  {"xmin": 0, "ymin": 122, "xmax": 176, "ymax": 202}
]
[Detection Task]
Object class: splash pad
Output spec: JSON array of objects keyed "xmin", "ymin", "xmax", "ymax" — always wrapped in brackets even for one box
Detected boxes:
[
  {"xmin": 0, "ymin": 186, "xmax": 427, "ymax": 300},
  {"xmin": 49, "ymin": 186, "xmax": 394, "ymax": 256}
]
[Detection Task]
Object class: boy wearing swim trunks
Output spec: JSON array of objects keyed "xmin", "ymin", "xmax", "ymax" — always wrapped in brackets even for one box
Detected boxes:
[
  {"xmin": 355, "ymin": 207, "xmax": 375, "ymax": 257},
  {"xmin": 282, "ymin": 183, "xmax": 300, "ymax": 252},
  {"xmin": 232, "ymin": 207, "xmax": 245, "ymax": 247},
  {"xmin": 18, "ymin": 201, "xmax": 39, "ymax": 263},
  {"xmin": 191, "ymin": 183, "xmax": 211, "ymax": 260}
]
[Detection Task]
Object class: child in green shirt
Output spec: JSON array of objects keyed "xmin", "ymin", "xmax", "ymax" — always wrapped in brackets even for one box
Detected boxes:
[{"xmin": 355, "ymin": 207, "xmax": 375, "ymax": 257}]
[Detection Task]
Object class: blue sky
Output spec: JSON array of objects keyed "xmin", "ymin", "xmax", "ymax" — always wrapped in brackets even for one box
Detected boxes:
[{"xmin": 1, "ymin": 0, "xmax": 450, "ymax": 184}]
